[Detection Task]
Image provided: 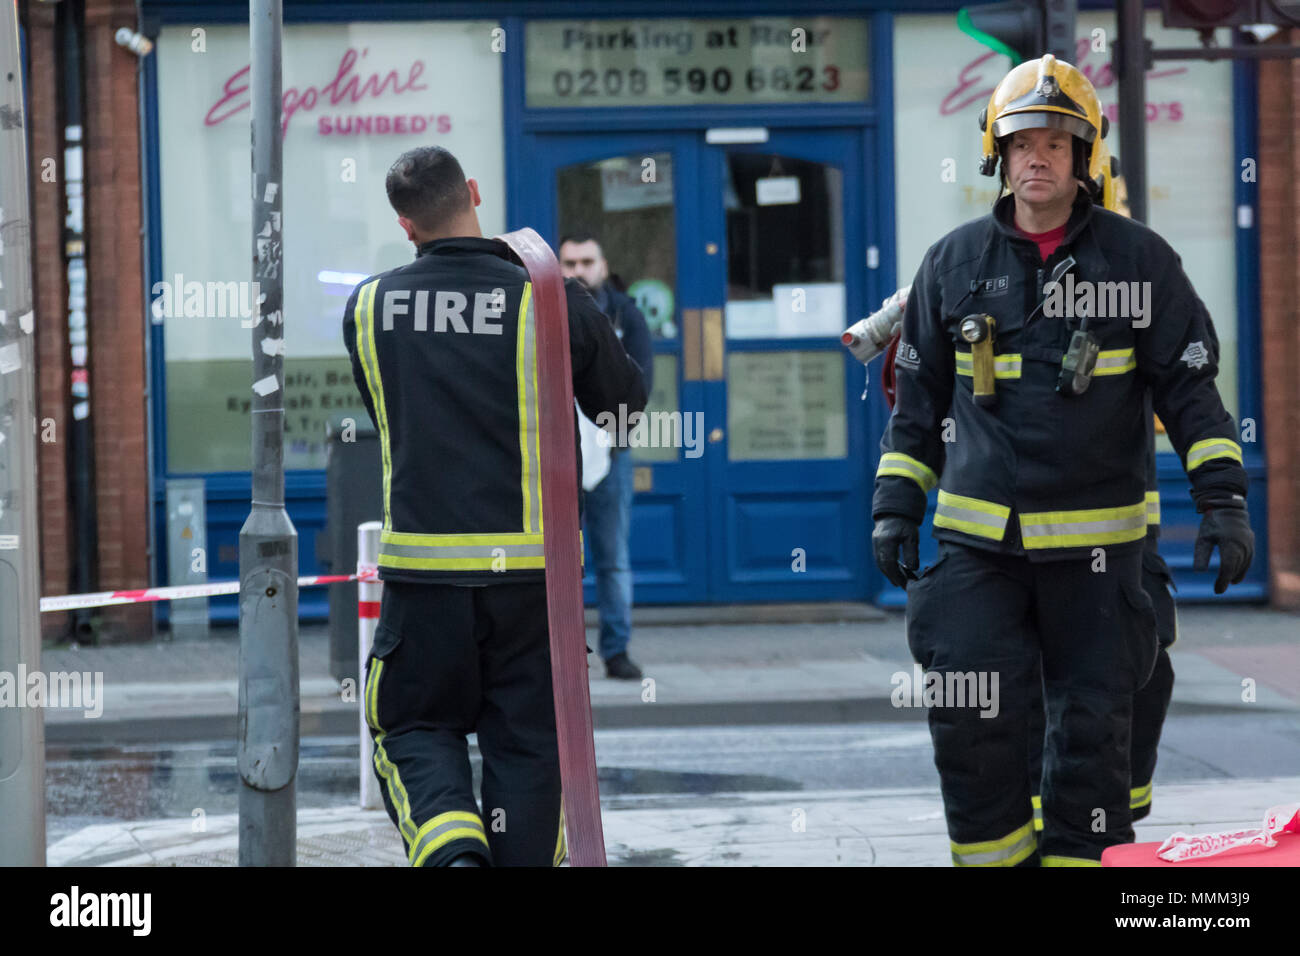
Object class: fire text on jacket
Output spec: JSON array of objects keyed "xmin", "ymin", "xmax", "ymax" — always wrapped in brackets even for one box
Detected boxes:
[{"xmin": 381, "ymin": 288, "xmax": 506, "ymax": 335}]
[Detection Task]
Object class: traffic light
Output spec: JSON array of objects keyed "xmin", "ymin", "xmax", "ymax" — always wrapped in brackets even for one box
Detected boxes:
[
  {"xmin": 958, "ymin": 0, "xmax": 1078, "ymax": 65},
  {"xmin": 958, "ymin": 1, "xmax": 1042, "ymax": 64},
  {"xmin": 1161, "ymin": 1, "xmax": 1300, "ymax": 29}
]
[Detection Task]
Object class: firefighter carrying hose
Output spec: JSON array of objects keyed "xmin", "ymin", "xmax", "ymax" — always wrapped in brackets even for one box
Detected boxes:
[
  {"xmin": 870, "ymin": 56, "xmax": 1253, "ymax": 865},
  {"xmin": 342, "ymin": 146, "xmax": 646, "ymax": 866}
]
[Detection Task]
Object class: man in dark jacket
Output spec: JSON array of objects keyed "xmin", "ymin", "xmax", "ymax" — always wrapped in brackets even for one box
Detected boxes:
[
  {"xmin": 343, "ymin": 147, "xmax": 646, "ymax": 866},
  {"xmin": 872, "ymin": 56, "xmax": 1253, "ymax": 865},
  {"xmin": 559, "ymin": 233, "xmax": 655, "ymax": 680}
]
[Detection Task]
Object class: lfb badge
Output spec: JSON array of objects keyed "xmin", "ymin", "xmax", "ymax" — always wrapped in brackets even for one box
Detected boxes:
[
  {"xmin": 977, "ymin": 275, "xmax": 1010, "ymax": 297},
  {"xmin": 895, "ymin": 341, "xmax": 921, "ymax": 371},
  {"xmin": 1181, "ymin": 341, "xmax": 1209, "ymax": 370}
]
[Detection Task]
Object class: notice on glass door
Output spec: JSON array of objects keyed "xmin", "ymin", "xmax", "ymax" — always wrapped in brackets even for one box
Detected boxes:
[
  {"xmin": 727, "ymin": 351, "xmax": 846, "ymax": 461},
  {"xmin": 772, "ymin": 282, "xmax": 845, "ymax": 337}
]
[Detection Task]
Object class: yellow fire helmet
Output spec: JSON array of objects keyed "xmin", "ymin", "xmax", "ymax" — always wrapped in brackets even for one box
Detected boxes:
[
  {"xmin": 978, "ymin": 54, "xmax": 1109, "ymax": 185},
  {"xmin": 1092, "ymin": 138, "xmax": 1131, "ymax": 217}
]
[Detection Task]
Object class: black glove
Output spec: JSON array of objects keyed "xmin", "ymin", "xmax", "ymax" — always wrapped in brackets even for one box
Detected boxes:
[
  {"xmin": 1192, "ymin": 505, "xmax": 1254, "ymax": 595},
  {"xmin": 872, "ymin": 515, "xmax": 920, "ymax": 589}
]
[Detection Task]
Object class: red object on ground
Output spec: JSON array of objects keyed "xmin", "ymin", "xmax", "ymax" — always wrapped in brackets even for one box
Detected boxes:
[
  {"xmin": 497, "ymin": 227, "xmax": 607, "ymax": 868},
  {"xmin": 882, "ymin": 330, "xmax": 901, "ymax": 410},
  {"xmin": 1103, "ymin": 832, "xmax": 1300, "ymax": 867},
  {"xmin": 1103, "ymin": 805, "xmax": 1300, "ymax": 867}
]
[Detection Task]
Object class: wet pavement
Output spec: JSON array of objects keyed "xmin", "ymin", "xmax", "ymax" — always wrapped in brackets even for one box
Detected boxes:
[
  {"xmin": 28, "ymin": 606, "xmax": 1300, "ymax": 864},
  {"xmin": 43, "ymin": 709, "xmax": 1300, "ymax": 863}
]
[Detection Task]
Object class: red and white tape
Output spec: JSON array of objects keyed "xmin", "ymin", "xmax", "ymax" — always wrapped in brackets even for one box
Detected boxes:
[
  {"xmin": 39, "ymin": 567, "xmax": 379, "ymax": 613},
  {"xmin": 1157, "ymin": 802, "xmax": 1300, "ymax": 862}
]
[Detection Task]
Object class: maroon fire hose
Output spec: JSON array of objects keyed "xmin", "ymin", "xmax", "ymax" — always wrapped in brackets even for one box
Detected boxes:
[
  {"xmin": 497, "ymin": 227, "xmax": 607, "ymax": 867},
  {"xmin": 882, "ymin": 330, "xmax": 901, "ymax": 411}
]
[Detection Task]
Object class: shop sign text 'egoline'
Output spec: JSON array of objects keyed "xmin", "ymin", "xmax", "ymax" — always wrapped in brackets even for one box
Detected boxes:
[{"xmin": 204, "ymin": 46, "xmax": 449, "ymax": 138}]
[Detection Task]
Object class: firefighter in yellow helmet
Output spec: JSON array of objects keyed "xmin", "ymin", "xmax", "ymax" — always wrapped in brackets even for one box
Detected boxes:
[
  {"xmin": 1025, "ymin": 135, "xmax": 1188, "ymax": 836},
  {"xmin": 872, "ymin": 55, "xmax": 1253, "ymax": 865}
]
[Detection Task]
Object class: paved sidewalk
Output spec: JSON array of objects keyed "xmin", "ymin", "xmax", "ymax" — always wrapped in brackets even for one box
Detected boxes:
[
  {"xmin": 38, "ymin": 605, "xmax": 1300, "ymax": 742},
  {"xmin": 37, "ymin": 604, "xmax": 1300, "ymax": 866},
  {"xmin": 46, "ymin": 775, "xmax": 1300, "ymax": 867}
]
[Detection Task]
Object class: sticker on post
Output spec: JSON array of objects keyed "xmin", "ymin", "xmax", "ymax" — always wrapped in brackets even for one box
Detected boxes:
[
  {"xmin": 252, "ymin": 374, "xmax": 280, "ymax": 396},
  {"xmin": 0, "ymin": 343, "xmax": 21, "ymax": 374}
]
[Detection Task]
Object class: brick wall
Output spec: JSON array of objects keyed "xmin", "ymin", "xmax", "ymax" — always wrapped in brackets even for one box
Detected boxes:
[
  {"xmin": 29, "ymin": 0, "xmax": 152, "ymax": 641},
  {"xmin": 1257, "ymin": 33, "xmax": 1300, "ymax": 609},
  {"xmin": 82, "ymin": 0, "xmax": 152, "ymax": 640},
  {"xmin": 27, "ymin": 1, "xmax": 72, "ymax": 642}
]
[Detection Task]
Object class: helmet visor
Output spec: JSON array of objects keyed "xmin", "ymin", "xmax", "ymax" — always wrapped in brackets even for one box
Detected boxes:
[{"xmin": 992, "ymin": 110, "xmax": 1096, "ymax": 144}]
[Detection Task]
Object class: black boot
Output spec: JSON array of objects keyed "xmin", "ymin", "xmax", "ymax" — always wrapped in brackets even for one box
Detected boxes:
[{"xmin": 604, "ymin": 652, "xmax": 643, "ymax": 680}]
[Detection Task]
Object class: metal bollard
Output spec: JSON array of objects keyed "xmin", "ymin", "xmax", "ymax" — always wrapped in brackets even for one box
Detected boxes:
[{"xmin": 358, "ymin": 521, "xmax": 382, "ymax": 810}]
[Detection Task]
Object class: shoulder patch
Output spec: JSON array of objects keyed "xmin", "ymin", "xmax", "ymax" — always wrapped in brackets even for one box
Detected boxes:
[
  {"xmin": 894, "ymin": 341, "xmax": 921, "ymax": 372},
  {"xmin": 1180, "ymin": 341, "xmax": 1209, "ymax": 370}
]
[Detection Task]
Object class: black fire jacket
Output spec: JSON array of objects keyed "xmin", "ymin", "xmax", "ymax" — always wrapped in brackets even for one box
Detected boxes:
[
  {"xmin": 873, "ymin": 188, "xmax": 1245, "ymax": 561},
  {"xmin": 343, "ymin": 236, "xmax": 646, "ymax": 584}
]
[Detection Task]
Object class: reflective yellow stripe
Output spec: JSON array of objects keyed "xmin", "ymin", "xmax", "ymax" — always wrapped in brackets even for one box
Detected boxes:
[
  {"xmin": 1090, "ymin": 348, "xmax": 1136, "ymax": 376},
  {"xmin": 371, "ymin": 733, "xmax": 418, "ymax": 845},
  {"xmin": 355, "ymin": 281, "xmax": 391, "ymax": 528},
  {"xmin": 1145, "ymin": 490, "xmax": 1161, "ymax": 527},
  {"xmin": 934, "ymin": 490, "xmax": 1011, "ymax": 541},
  {"xmin": 951, "ymin": 821, "xmax": 1036, "ymax": 867},
  {"xmin": 409, "ymin": 810, "xmax": 489, "ymax": 867},
  {"xmin": 364, "ymin": 658, "xmax": 383, "ymax": 732},
  {"xmin": 382, "ymin": 530, "xmax": 543, "ymax": 547},
  {"xmin": 381, "ymin": 553, "xmax": 546, "ymax": 572},
  {"xmin": 1130, "ymin": 781, "xmax": 1153, "ymax": 811},
  {"xmin": 1031, "ymin": 794, "xmax": 1043, "ymax": 833},
  {"xmin": 365, "ymin": 658, "xmax": 419, "ymax": 846},
  {"xmin": 1042, "ymin": 855, "xmax": 1102, "ymax": 867},
  {"xmin": 876, "ymin": 452, "xmax": 938, "ymax": 492},
  {"xmin": 1019, "ymin": 500, "xmax": 1147, "ymax": 549},
  {"xmin": 379, "ymin": 529, "xmax": 555, "ymax": 572},
  {"xmin": 955, "ymin": 350, "xmax": 1022, "ymax": 379},
  {"xmin": 553, "ymin": 804, "xmax": 567, "ymax": 867},
  {"xmin": 377, "ymin": 531, "xmax": 559, "ymax": 572},
  {"xmin": 1185, "ymin": 437, "xmax": 1243, "ymax": 472},
  {"xmin": 516, "ymin": 283, "xmax": 543, "ymax": 534}
]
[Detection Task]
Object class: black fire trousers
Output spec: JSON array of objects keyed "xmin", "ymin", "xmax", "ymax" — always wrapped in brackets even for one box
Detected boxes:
[
  {"xmin": 364, "ymin": 579, "xmax": 565, "ymax": 867},
  {"xmin": 905, "ymin": 541, "xmax": 1159, "ymax": 866},
  {"xmin": 1028, "ymin": 537, "xmax": 1178, "ymax": 830}
]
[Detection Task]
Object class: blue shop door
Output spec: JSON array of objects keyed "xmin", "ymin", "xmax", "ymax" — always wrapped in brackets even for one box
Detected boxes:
[
  {"xmin": 695, "ymin": 129, "xmax": 870, "ymax": 601},
  {"xmin": 524, "ymin": 128, "xmax": 869, "ymax": 603},
  {"xmin": 524, "ymin": 131, "xmax": 710, "ymax": 603}
]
